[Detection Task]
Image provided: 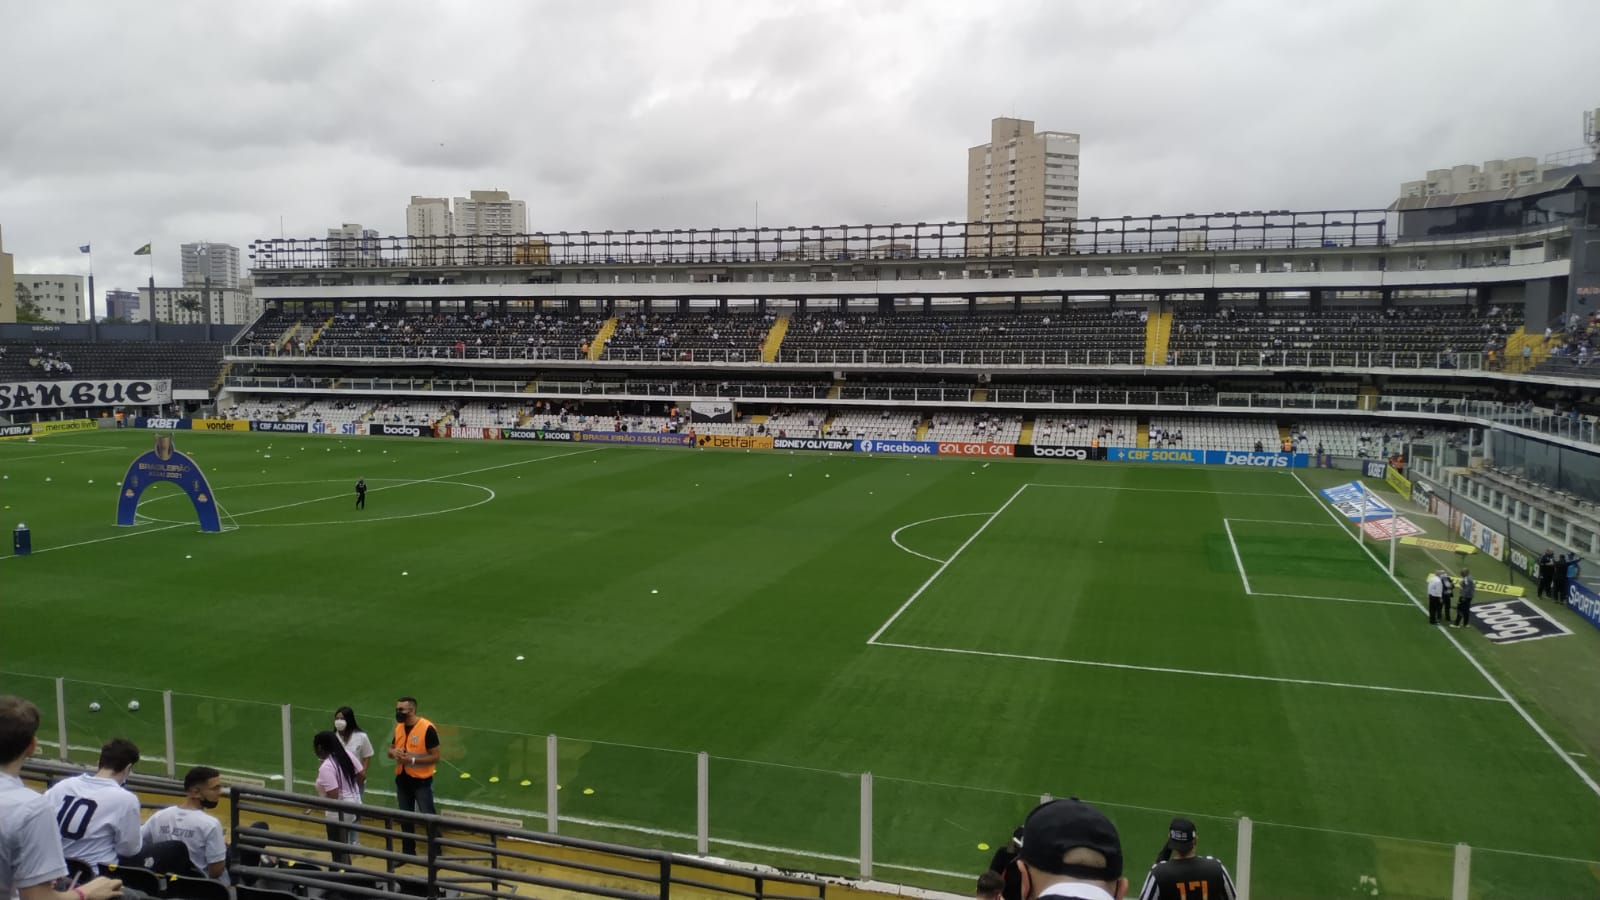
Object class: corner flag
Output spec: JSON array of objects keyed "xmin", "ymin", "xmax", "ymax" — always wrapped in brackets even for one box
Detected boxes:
[
  {"xmin": 79, "ymin": 244, "xmax": 91, "ymax": 253},
  {"xmin": 134, "ymin": 244, "xmax": 151, "ymax": 256}
]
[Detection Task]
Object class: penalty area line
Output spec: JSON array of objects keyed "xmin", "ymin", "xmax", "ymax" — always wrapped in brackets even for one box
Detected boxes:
[{"xmin": 872, "ymin": 641, "xmax": 1507, "ymax": 702}]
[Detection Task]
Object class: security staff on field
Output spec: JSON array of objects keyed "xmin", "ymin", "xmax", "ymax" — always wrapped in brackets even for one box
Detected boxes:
[
  {"xmin": 1453, "ymin": 569, "xmax": 1475, "ymax": 627},
  {"xmin": 386, "ymin": 696, "xmax": 440, "ymax": 857},
  {"xmin": 1138, "ymin": 818, "xmax": 1236, "ymax": 900},
  {"xmin": 1538, "ymin": 549, "xmax": 1556, "ymax": 599},
  {"xmin": 1426, "ymin": 571, "xmax": 1444, "ymax": 625}
]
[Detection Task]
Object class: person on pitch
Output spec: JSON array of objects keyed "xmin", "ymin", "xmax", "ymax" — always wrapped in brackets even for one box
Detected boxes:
[{"xmin": 355, "ymin": 478, "xmax": 367, "ymax": 510}]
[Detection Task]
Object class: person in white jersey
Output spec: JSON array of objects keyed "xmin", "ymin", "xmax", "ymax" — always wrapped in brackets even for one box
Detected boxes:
[
  {"xmin": 0, "ymin": 695, "xmax": 123, "ymax": 900},
  {"xmin": 42, "ymin": 739, "xmax": 143, "ymax": 869},
  {"xmin": 332, "ymin": 707, "xmax": 374, "ymax": 791},
  {"xmin": 138, "ymin": 768, "xmax": 227, "ymax": 883}
]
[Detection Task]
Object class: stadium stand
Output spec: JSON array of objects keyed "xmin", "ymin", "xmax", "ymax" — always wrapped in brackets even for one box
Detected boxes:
[
  {"xmin": 777, "ymin": 309, "xmax": 1146, "ymax": 361},
  {"xmin": 1030, "ymin": 415, "xmax": 1136, "ymax": 447},
  {"xmin": 924, "ymin": 412, "xmax": 1024, "ymax": 443},
  {"xmin": 763, "ymin": 408, "xmax": 826, "ymax": 437},
  {"xmin": 1147, "ymin": 416, "xmax": 1282, "ymax": 451},
  {"xmin": 368, "ymin": 399, "xmax": 450, "ymax": 425},
  {"xmin": 604, "ymin": 312, "xmax": 774, "ymax": 360},
  {"xmin": 0, "ymin": 340, "xmax": 224, "ymax": 390},
  {"xmin": 826, "ymin": 409, "xmax": 920, "ymax": 439},
  {"xmin": 1167, "ymin": 304, "xmax": 1523, "ymax": 366},
  {"xmin": 236, "ymin": 310, "xmax": 608, "ymax": 359}
]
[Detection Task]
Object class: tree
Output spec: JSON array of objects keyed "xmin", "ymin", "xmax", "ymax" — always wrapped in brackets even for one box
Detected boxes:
[{"xmin": 14, "ymin": 284, "xmax": 48, "ymax": 323}]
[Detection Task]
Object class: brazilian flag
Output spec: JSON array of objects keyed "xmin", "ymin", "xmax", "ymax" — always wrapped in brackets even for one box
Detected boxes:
[{"xmin": 133, "ymin": 243, "xmax": 151, "ymax": 256}]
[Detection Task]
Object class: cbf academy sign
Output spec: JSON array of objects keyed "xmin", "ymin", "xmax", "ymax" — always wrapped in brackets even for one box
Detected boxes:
[{"xmin": 0, "ymin": 378, "xmax": 171, "ymax": 412}]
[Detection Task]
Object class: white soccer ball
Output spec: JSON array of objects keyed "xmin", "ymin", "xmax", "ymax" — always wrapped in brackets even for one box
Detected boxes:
[
  {"xmin": 127, "ymin": 700, "xmax": 140, "ymax": 712},
  {"xmin": 88, "ymin": 702, "xmax": 101, "ymax": 713}
]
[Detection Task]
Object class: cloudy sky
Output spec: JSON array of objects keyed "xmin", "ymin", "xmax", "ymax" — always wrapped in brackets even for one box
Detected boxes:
[{"xmin": 1, "ymin": 0, "xmax": 1597, "ymax": 310}]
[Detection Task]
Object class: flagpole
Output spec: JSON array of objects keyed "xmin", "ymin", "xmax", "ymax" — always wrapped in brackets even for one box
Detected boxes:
[
  {"xmin": 1359, "ymin": 488, "xmax": 1368, "ymax": 546},
  {"xmin": 1389, "ymin": 507, "xmax": 1399, "ymax": 574},
  {"xmin": 86, "ymin": 247, "xmax": 97, "ymax": 335}
]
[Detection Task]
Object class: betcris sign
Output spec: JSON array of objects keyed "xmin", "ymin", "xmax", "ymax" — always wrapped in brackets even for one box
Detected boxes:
[
  {"xmin": 856, "ymin": 438, "xmax": 937, "ymax": 455},
  {"xmin": 1107, "ymin": 447, "xmax": 1203, "ymax": 464},
  {"xmin": 252, "ymin": 421, "xmax": 310, "ymax": 433},
  {"xmin": 369, "ymin": 423, "xmax": 432, "ymax": 438},
  {"xmin": 1210, "ymin": 451, "xmax": 1307, "ymax": 468}
]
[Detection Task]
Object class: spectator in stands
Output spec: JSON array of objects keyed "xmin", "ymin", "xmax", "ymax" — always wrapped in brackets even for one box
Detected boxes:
[
  {"xmin": 139, "ymin": 766, "xmax": 228, "ymax": 883},
  {"xmin": 386, "ymin": 696, "xmax": 440, "ymax": 857},
  {"xmin": 977, "ymin": 871, "xmax": 1005, "ymax": 900},
  {"xmin": 42, "ymin": 739, "xmax": 143, "ymax": 868},
  {"xmin": 312, "ymin": 731, "xmax": 362, "ymax": 864},
  {"xmin": 987, "ymin": 826, "xmax": 1024, "ymax": 875},
  {"xmin": 1017, "ymin": 798, "xmax": 1127, "ymax": 900},
  {"xmin": 0, "ymin": 696, "xmax": 124, "ymax": 900},
  {"xmin": 334, "ymin": 706, "xmax": 375, "ymax": 789},
  {"xmin": 1137, "ymin": 818, "xmax": 1235, "ymax": 900}
]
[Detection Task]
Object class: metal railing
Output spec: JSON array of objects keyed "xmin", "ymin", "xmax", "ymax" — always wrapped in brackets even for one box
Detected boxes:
[
  {"xmin": 13, "ymin": 685, "xmax": 1598, "ymax": 899},
  {"xmin": 227, "ymin": 343, "xmax": 1493, "ymax": 371}
]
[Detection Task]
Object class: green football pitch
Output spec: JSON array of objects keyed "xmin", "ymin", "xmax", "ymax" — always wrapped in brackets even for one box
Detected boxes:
[{"xmin": 4, "ymin": 430, "xmax": 1600, "ymax": 898}]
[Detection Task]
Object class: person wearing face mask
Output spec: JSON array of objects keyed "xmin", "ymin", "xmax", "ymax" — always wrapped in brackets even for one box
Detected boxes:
[
  {"xmin": 43, "ymin": 739, "xmax": 144, "ymax": 869},
  {"xmin": 384, "ymin": 697, "xmax": 439, "ymax": 858},
  {"xmin": 312, "ymin": 731, "xmax": 363, "ymax": 865},
  {"xmin": 333, "ymin": 707, "xmax": 374, "ymax": 790},
  {"xmin": 138, "ymin": 767, "xmax": 229, "ymax": 883}
]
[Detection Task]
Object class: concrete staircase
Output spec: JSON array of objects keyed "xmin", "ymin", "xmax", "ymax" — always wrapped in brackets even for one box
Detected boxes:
[
  {"xmin": 827, "ymin": 382, "xmax": 843, "ymax": 400},
  {"xmin": 760, "ymin": 316, "xmax": 790, "ymax": 362},
  {"xmin": 915, "ymin": 419, "xmax": 931, "ymax": 441},
  {"xmin": 1136, "ymin": 422, "xmax": 1150, "ymax": 448},
  {"xmin": 1019, "ymin": 419, "xmax": 1035, "ymax": 445},
  {"xmin": 305, "ymin": 316, "xmax": 335, "ymax": 350},
  {"xmin": 972, "ymin": 388, "xmax": 990, "ymax": 402},
  {"xmin": 588, "ymin": 317, "xmax": 618, "ymax": 360},
  {"xmin": 1145, "ymin": 311, "xmax": 1174, "ymax": 365},
  {"xmin": 1357, "ymin": 385, "xmax": 1380, "ymax": 412}
]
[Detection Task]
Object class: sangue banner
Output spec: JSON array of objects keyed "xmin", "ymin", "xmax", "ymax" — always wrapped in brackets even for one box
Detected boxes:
[
  {"xmin": 1017, "ymin": 444, "xmax": 1104, "ymax": 461},
  {"xmin": 855, "ymin": 439, "xmax": 938, "ymax": 455},
  {"xmin": 0, "ymin": 378, "xmax": 171, "ymax": 412},
  {"xmin": 368, "ymin": 423, "xmax": 433, "ymax": 438},
  {"xmin": 773, "ymin": 437, "xmax": 855, "ymax": 452},
  {"xmin": 252, "ymin": 421, "xmax": 310, "ymax": 433},
  {"xmin": 937, "ymin": 442, "xmax": 1015, "ymax": 458}
]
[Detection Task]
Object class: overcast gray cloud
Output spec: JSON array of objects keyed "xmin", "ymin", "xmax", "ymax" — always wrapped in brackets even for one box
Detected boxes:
[{"xmin": 1, "ymin": 0, "xmax": 1597, "ymax": 309}]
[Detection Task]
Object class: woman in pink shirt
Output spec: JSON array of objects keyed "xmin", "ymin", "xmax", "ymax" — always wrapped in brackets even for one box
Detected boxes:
[{"xmin": 313, "ymin": 730, "xmax": 362, "ymax": 864}]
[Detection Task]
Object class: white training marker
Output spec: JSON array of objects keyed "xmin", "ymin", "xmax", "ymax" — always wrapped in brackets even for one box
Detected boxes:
[
  {"xmin": 651, "ymin": 589, "xmax": 659, "ymax": 594},
  {"xmin": 185, "ymin": 555, "xmax": 192, "ymax": 559},
  {"xmin": 87, "ymin": 479, "xmax": 94, "ymax": 484},
  {"xmin": 401, "ymin": 571, "xmax": 409, "ymax": 576},
  {"xmin": 515, "ymin": 655, "xmax": 525, "ymax": 661},
  {"xmin": 44, "ymin": 477, "xmax": 51, "ymax": 482}
]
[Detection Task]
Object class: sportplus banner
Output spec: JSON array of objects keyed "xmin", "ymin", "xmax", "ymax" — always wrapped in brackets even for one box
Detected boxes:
[
  {"xmin": 936, "ymin": 442, "xmax": 1015, "ymax": 458},
  {"xmin": 1468, "ymin": 599, "xmax": 1571, "ymax": 644},
  {"xmin": 696, "ymin": 434, "xmax": 773, "ymax": 451},
  {"xmin": 252, "ymin": 421, "xmax": 310, "ymax": 433},
  {"xmin": 773, "ymin": 437, "xmax": 855, "ymax": 452},
  {"xmin": 115, "ymin": 434, "xmax": 222, "ymax": 533},
  {"xmin": 501, "ymin": 428, "xmax": 574, "ymax": 441},
  {"xmin": 1458, "ymin": 514, "xmax": 1506, "ymax": 561},
  {"xmin": 1017, "ymin": 444, "xmax": 1104, "ymax": 461},
  {"xmin": 369, "ymin": 423, "xmax": 433, "ymax": 438},
  {"xmin": 0, "ymin": 423, "xmax": 32, "ymax": 439},
  {"xmin": 1566, "ymin": 582, "xmax": 1600, "ymax": 634},
  {"xmin": 855, "ymin": 438, "xmax": 938, "ymax": 455},
  {"xmin": 0, "ymin": 378, "xmax": 171, "ymax": 412},
  {"xmin": 578, "ymin": 431, "xmax": 695, "ymax": 446},
  {"xmin": 1320, "ymin": 481, "xmax": 1396, "ymax": 522},
  {"xmin": 131, "ymin": 417, "xmax": 191, "ymax": 430}
]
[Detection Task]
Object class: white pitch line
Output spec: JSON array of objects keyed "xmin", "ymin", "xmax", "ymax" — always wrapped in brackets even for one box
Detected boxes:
[
  {"xmin": 1292, "ymin": 471, "xmax": 1600, "ymax": 801},
  {"xmin": 0, "ymin": 447, "xmax": 600, "ymax": 561},
  {"xmin": 1026, "ymin": 482, "xmax": 1310, "ymax": 498},
  {"xmin": 0, "ymin": 446, "xmax": 127, "ymax": 461},
  {"xmin": 874, "ymin": 640, "xmax": 1506, "ymax": 702},
  {"xmin": 1223, "ymin": 518, "xmax": 1252, "ymax": 594},
  {"xmin": 1250, "ymin": 591, "xmax": 1410, "ymax": 608},
  {"xmin": 1225, "ymin": 518, "xmax": 1340, "ymax": 527},
  {"xmin": 889, "ymin": 512, "xmax": 992, "ymax": 564},
  {"xmin": 866, "ymin": 484, "xmax": 1029, "ymax": 644}
]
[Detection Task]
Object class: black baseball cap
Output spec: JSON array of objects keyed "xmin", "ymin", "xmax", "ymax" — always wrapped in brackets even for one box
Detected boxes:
[
  {"xmin": 1019, "ymin": 799, "xmax": 1123, "ymax": 881},
  {"xmin": 1164, "ymin": 817, "xmax": 1197, "ymax": 852}
]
